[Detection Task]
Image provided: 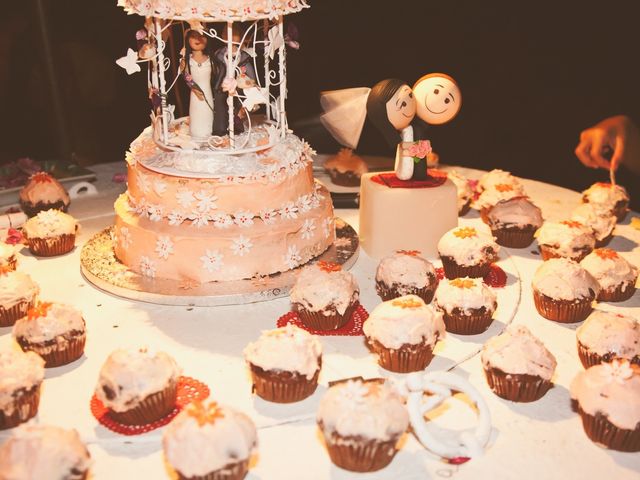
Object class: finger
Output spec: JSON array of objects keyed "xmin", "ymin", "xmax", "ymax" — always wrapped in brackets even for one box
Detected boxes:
[
  {"xmin": 610, "ymin": 136, "xmax": 626, "ymax": 171},
  {"xmin": 575, "ymin": 140, "xmax": 597, "ymax": 168},
  {"xmin": 589, "ymin": 134, "xmax": 610, "ymax": 169}
]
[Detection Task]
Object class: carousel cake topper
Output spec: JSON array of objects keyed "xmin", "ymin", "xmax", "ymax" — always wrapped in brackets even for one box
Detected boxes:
[{"xmin": 320, "ymin": 73, "xmax": 462, "ymax": 181}]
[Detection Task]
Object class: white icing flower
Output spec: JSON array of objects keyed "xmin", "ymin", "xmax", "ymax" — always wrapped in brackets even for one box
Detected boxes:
[
  {"xmin": 194, "ymin": 190, "xmax": 218, "ymax": 212},
  {"xmin": 340, "ymin": 380, "xmax": 370, "ymax": 404},
  {"xmin": 190, "ymin": 210, "xmax": 210, "ymax": 228},
  {"xmin": 147, "ymin": 204, "xmax": 163, "ymax": 222},
  {"xmin": 168, "ymin": 210, "xmax": 186, "ymax": 226},
  {"xmin": 322, "ymin": 217, "xmax": 333, "ymax": 239},
  {"xmin": 153, "ymin": 180, "xmax": 167, "ymax": 195},
  {"xmin": 155, "ymin": 236, "xmax": 174, "ymax": 260},
  {"xmin": 259, "ymin": 208, "xmax": 278, "ymax": 225},
  {"xmin": 234, "ymin": 210, "xmax": 254, "ymax": 227},
  {"xmin": 212, "ymin": 213, "xmax": 233, "ymax": 229},
  {"xmin": 176, "ymin": 189, "xmax": 195, "ymax": 209},
  {"xmin": 310, "ymin": 192, "xmax": 321, "ymax": 209},
  {"xmin": 602, "ymin": 359, "xmax": 634, "ymax": 384},
  {"xmin": 231, "ymin": 235, "xmax": 253, "ymax": 256},
  {"xmin": 301, "ymin": 219, "xmax": 316, "ymax": 240},
  {"xmin": 280, "ymin": 202, "xmax": 298, "ymax": 220},
  {"xmin": 200, "ymin": 249, "xmax": 224, "ymax": 273},
  {"xmin": 118, "ymin": 226, "xmax": 132, "ymax": 249},
  {"xmin": 134, "ymin": 199, "xmax": 148, "ymax": 217},
  {"xmin": 298, "ymin": 194, "xmax": 313, "ymax": 213},
  {"xmin": 140, "ymin": 256, "xmax": 156, "ymax": 277},
  {"xmin": 136, "ymin": 170, "xmax": 151, "ymax": 193},
  {"xmin": 284, "ymin": 244, "xmax": 302, "ymax": 269}
]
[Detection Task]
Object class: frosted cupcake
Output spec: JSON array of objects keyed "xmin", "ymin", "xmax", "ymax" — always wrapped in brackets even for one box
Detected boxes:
[
  {"xmin": 580, "ymin": 248, "xmax": 638, "ymax": 302},
  {"xmin": 323, "ymin": 148, "xmax": 369, "ymax": 187},
  {"xmin": 582, "ymin": 182, "xmax": 630, "ymax": 221},
  {"xmin": 434, "ymin": 277, "xmax": 497, "ymax": 334},
  {"xmin": 532, "ymin": 258, "xmax": 600, "ymax": 323},
  {"xmin": 375, "ymin": 250, "xmax": 438, "ymax": 303},
  {"xmin": 363, "ymin": 295, "xmax": 445, "ymax": 373},
  {"xmin": 446, "ymin": 170, "xmax": 474, "ymax": 215},
  {"xmin": 163, "ymin": 401, "xmax": 257, "ymax": 480},
  {"xmin": 438, "ymin": 226, "xmax": 500, "ymax": 279},
  {"xmin": 13, "ymin": 302, "xmax": 86, "ymax": 367},
  {"xmin": 19, "ymin": 172, "xmax": 71, "ymax": 217},
  {"xmin": 95, "ymin": 348, "xmax": 181, "ymax": 425},
  {"xmin": 0, "ymin": 243, "xmax": 18, "ymax": 271},
  {"xmin": 576, "ymin": 311, "xmax": 640, "ymax": 368},
  {"xmin": 290, "ymin": 262, "xmax": 359, "ymax": 331},
  {"xmin": 317, "ymin": 379, "xmax": 408, "ymax": 472},
  {"xmin": 487, "ymin": 196, "xmax": 543, "ymax": 248},
  {"xmin": 481, "ymin": 325, "xmax": 557, "ymax": 402},
  {"xmin": 0, "ymin": 269, "xmax": 39, "ymax": 327},
  {"xmin": 0, "ymin": 425, "xmax": 91, "ymax": 478},
  {"xmin": 243, "ymin": 325, "xmax": 322, "ymax": 403},
  {"xmin": 570, "ymin": 360, "xmax": 640, "ymax": 451},
  {"xmin": 571, "ymin": 203, "xmax": 616, "ymax": 247},
  {"xmin": 475, "ymin": 183, "xmax": 526, "ymax": 222},
  {"xmin": 535, "ymin": 220, "xmax": 595, "ymax": 262},
  {"xmin": 478, "ymin": 169, "xmax": 523, "ymax": 192},
  {"xmin": 22, "ymin": 210, "xmax": 78, "ymax": 257},
  {"xmin": 0, "ymin": 346, "xmax": 45, "ymax": 430}
]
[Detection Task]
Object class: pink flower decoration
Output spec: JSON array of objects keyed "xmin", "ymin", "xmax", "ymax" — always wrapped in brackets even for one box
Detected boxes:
[
  {"xmin": 408, "ymin": 140, "xmax": 432, "ymax": 159},
  {"xmin": 112, "ymin": 173, "xmax": 127, "ymax": 183},
  {"xmin": 6, "ymin": 228, "xmax": 23, "ymax": 245}
]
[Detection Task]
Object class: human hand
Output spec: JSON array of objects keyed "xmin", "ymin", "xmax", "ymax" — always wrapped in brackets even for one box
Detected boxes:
[{"xmin": 575, "ymin": 115, "xmax": 640, "ymax": 173}]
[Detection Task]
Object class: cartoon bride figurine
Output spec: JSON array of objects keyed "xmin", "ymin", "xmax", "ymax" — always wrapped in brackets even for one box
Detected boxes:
[{"xmin": 182, "ymin": 30, "xmax": 216, "ymax": 140}]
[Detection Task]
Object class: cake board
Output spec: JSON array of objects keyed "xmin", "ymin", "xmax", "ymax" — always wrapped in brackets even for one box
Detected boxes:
[{"xmin": 80, "ymin": 218, "xmax": 359, "ymax": 306}]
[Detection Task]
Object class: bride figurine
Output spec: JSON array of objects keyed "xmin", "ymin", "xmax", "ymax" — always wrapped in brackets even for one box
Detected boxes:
[{"xmin": 182, "ymin": 30, "xmax": 216, "ymax": 140}]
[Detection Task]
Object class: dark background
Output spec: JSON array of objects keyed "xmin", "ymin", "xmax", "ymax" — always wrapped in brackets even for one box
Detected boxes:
[{"xmin": 1, "ymin": 0, "xmax": 639, "ymax": 205}]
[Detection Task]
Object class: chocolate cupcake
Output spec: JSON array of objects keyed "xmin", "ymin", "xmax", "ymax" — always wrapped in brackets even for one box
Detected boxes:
[
  {"xmin": 434, "ymin": 277, "xmax": 497, "ymax": 334},
  {"xmin": 580, "ymin": 248, "xmax": 638, "ymax": 302},
  {"xmin": 582, "ymin": 182, "xmax": 630, "ymax": 222},
  {"xmin": 13, "ymin": 301, "xmax": 86, "ymax": 367},
  {"xmin": 375, "ymin": 250, "xmax": 438, "ymax": 303},
  {"xmin": 532, "ymin": 258, "xmax": 600, "ymax": 323},
  {"xmin": 95, "ymin": 348, "xmax": 181, "ymax": 425},
  {"xmin": 571, "ymin": 203, "xmax": 617, "ymax": 247},
  {"xmin": 0, "ymin": 425, "xmax": 91, "ymax": 478},
  {"xmin": 317, "ymin": 379, "xmax": 409, "ymax": 472},
  {"xmin": 19, "ymin": 172, "xmax": 70, "ymax": 217},
  {"xmin": 243, "ymin": 325, "xmax": 322, "ymax": 403},
  {"xmin": 535, "ymin": 220, "xmax": 596, "ymax": 262},
  {"xmin": 163, "ymin": 401, "xmax": 257, "ymax": 480},
  {"xmin": 290, "ymin": 262, "xmax": 359, "ymax": 331},
  {"xmin": 486, "ymin": 196, "xmax": 543, "ymax": 248},
  {"xmin": 475, "ymin": 183, "xmax": 526, "ymax": 223},
  {"xmin": 0, "ymin": 269, "xmax": 39, "ymax": 328},
  {"xmin": 0, "ymin": 243, "xmax": 18, "ymax": 271},
  {"xmin": 437, "ymin": 226, "xmax": 500, "ymax": 279},
  {"xmin": 22, "ymin": 210, "xmax": 78, "ymax": 257},
  {"xmin": 576, "ymin": 311, "xmax": 640, "ymax": 368},
  {"xmin": 0, "ymin": 345, "xmax": 45, "ymax": 430},
  {"xmin": 481, "ymin": 325, "xmax": 557, "ymax": 402},
  {"xmin": 570, "ymin": 360, "xmax": 640, "ymax": 451},
  {"xmin": 323, "ymin": 148, "xmax": 369, "ymax": 187},
  {"xmin": 446, "ymin": 170, "xmax": 474, "ymax": 215},
  {"xmin": 363, "ymin": 295, "xmax": 445, "ymax": 373}
]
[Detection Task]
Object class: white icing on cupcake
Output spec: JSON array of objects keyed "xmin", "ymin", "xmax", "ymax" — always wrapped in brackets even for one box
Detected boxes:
[
  {"xmin": 478, "ymin": 169, "xmax": 522, "ymax": 191},
  {"xmin": 19, "ymin": 173, "xmax": 70, "ymax": 207},
  {"xmin": 0, "ymin": 346, "xmax": 45, "ymax": 414},
  {"xmin": 23, "ymin": 210, "xmax": 77, "ymax": 238},
  {"xmin": 536, "ymin": 220, "xmax": 595, "ymax": 258},
  {"xmin": 487, "ymin": 197, "xmax": 543, "ymax": 229},
  {"xmin": 571, "ymin": 203, "xmax": 616, "ymax": 242},
  {"xmin": 0, "ymin": 425, "xmax": 91, "ymax": 480},
  {"xmin": 363, "ymin": 295, "xmax": 445, "ymax": 349},
  {"xmin": 13, "ymin": 302, "xmax": 85, "ymax": 344},
  {"xmin": 570, "ymin": 360, "xmax": 640, "ymax": 430},
  {"xmin": 317, "ymin": 379, "xmax": 409, "ymax": 441},
  {"xmin": 438, "ymin": 226, "xmax": 500, "ymax": 266},
  {"xmin": 532, "ymin": 258, "xmax": 600, "ymax": 301},
  {"xmin": 243, "ymin": 325, "xmax": 321, "ymax": 379},
  {"xmin": 580, "ymin": 249, "xmax": 638, "ymax": 292},
  {"xmin": 376, "ymin": 252, "xmax": 436, "ymax": 292},
  {"xmin": 435, "ymin": 277, "xmax": 497, "ymax": 314},
  {"xmin": 289, "ymin": 263, "xmax": 359, "ymax": 315},
  {"xmin": 582, "ymin": 183, "xmax": 630, "ymax": 214},
  {"xmin": 577, "ymin": 311, "xmax": 640, "ymax": 359},
  {"xmin": 0, "ymin": 271, "xmax": 39, "ymax": 309},
  {"xmin": 446, "ymin": 170, "xmax": 474, "ymax": 211},
  {"xmin": 0, "ymin": 243, "xmax": 18, "ymax": 266},
  {"xmin": 474, "ymin": 183, "xmax": 526, "ymax": 210},
  {"xmin": 163, "ymin": 402, "xmax": 257, "ymax": 478},
  {"xmin": 95, "ymin": 348, "xmax": 181, "ymax": 413},
  {"xmin": 481, "ymin": 325, "xmax": 556, "ymax": 380}
]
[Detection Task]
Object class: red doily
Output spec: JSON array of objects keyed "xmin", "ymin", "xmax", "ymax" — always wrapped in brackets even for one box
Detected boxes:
[
  {"xmin": 371, "ymin": 169, "xmax": 448, "ymax": 189},
  {"xmin": 276, "ymin": 304, "xmax": 369, "ymax": 336},
  {"xmin": 90, "ymin": 376, "xmax": 210, "ymax": 436},
  {"xmin": 435, "ymin": 265, "xmax": 507, "ymax": 288}
]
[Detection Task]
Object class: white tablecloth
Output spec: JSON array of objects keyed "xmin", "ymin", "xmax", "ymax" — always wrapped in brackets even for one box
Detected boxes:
[{"xmin": 1, "ymin": 162, "xmax": 639, "ymax": 480}]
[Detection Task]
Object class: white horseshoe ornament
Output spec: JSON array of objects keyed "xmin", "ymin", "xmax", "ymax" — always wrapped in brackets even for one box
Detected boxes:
[{"xmin": 406, "ymin": 371, "xmax": 492, "ymax": 463}]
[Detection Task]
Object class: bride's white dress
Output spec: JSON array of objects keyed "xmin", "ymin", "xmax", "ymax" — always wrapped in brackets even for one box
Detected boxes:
[{"xmin": 188, "ymin": 57, "xmax": 214, "ymax": 140}]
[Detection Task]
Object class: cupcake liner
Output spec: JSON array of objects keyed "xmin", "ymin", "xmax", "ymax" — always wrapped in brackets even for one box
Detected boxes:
[
  {"xmin": 442, "ymin": 307, "xmax": 495, "ymax": 335},
  {"xmin": 595, "ymin": 234, "xmax": 613, "ymax": 248},
  {"xmin": 250, "ymin": 362, "xmax": 321, "ymax": 403},
  {"xmin": 320, "ymin": 428, "xmax": 400, "ymax": 472},
  {"xmin": 597, "ymin": 282, "xmax": 636, "ymax": 302},
  {"xmin": 109, "ymin": 380, "xmax": 178, "ymax": 426},
  {"xmin": 20, "ymin": 200, "xmax": 69, "ymax": 218},
  {"xmin": 440, "ymin": 256, "xmax": 492, "ymax": 279},
  {"xmin": 0, "ymin": 299, "xmax": 34, "ymax": 327},
  {"xmin": 0, "ymin": 385, "xmax": 41, "ymax": 430},
  {"xmin": 577, "ymin": 407, "xmax": 640, "ymax": 452},
  {"xmin": 17, "ymin": 332, "xmax": 86, "ymax": 368},
  {"xmin": 613, "ymin": 202, "xmax": 629, "ymax": 223},
  {"xmin": 294, "ymin": 300, "xmax": 358, "ymax": 331},
  {"xmin": 576, "ymin": 341, "xmax": 640, "ymax": 369},
  {"xmin": 538, "ymin": 245, "xmax": 591, "ymax": 262},
  {"xmin": 367, "ymin": 339, "xmax": 436, "ymax": 373},
  {"xmin": 483, "ymin": 367, "xmax": 552, "ymax": 402},
  {"xmin": 459, "ymin": 200, "xmax": 472, "ymax": 216},
  {"xmin": 375, "ymin": 279, "xmax": 437, "ymax": 304},
  {"xmin": 27, "ymin": 233, "xmax": 76, "ymax": 257},
  {"xmin": 533, "ymin": 290, "xmax": 594, "ymax": 323},
  {"xmin": 176, "ymin": 460, "xmax": 249, "ymax": 480},
  {"xmin": 491, "ymin": 225, "xmax": 537, "ymax": 248}
]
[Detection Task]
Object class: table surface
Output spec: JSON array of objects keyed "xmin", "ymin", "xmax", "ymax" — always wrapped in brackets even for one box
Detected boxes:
[{"xmin": 1, "ymin": 162, "xmax": 639, "ymax": 480}]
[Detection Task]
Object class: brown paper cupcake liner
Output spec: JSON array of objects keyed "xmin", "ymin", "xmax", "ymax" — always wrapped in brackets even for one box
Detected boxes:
[
  {"xmin": 27, "ymin": 233, "xmax": 76, "ymax": 257},
  {"xmin": 459, "ymin": 200, "xmax": 472, "ymax": 216},
  {"xmin": 320, "ymin": 428, "xmax": 400, "ymax": 472},
  {"xmin": 375, "ymin": 279, "xmax": 437, "ymax": 304},
  {"xmin": 484, "ymin": 367, "xmax": 552, "ymax": 402},
  {"xmin": 595, "ymin": 234, "xmax": 613, "ymax": 248},
  {"xmin": 538, "ymin": 245, "xmax": 591, "ymax": 262},
  {"xmin": 576, "ymin": 341, "xmax": 640, "ymax": 369},
  {"xmin": 294, "ymin": 300, "xmax": 358, "ymax": 331},
  {"xmin": 491, "ymin": 226, "xmax": 537, "ymax": 248},
  {"xmin": 109, "ymin": 381, "xmax": 178, "ymax": 425},
  {"xmin": 533, "ymin": 290, "xmax": 594, "ymax": 323},
  {"xmin": 613, "ymin": 202, "xmax": 629, "ymax": 223},
  {"xmin": 440, "ymin": 256, "xmax": 492, "ymax": 279},
  {"xmin": 250, "ymin": 362, "xmax": 321, "ymax": 403},
  {"xmin": 597, "ymin": 282, "xmax": 636, "ymax": 302},
  {"xmin": 577, "ymin": 407, "xmax": 640, "ymax": 452},
  {"xmin": 0, "ymin": 385, "xmax": 41, "ymax": 430},
  {"xmin": 367, "ymin": 339, "xmax": 436, "ymax": 373},
  {"xmin": 0, "ymin": 299, "xmax": 34, "ymax": 327},
  {"xmin": 177, "ymin": 459, "xmax": 250, "ymax": 480},
  {"xmin": 442, "ymin": 307, "xmax": 495, "ymax": 335},
  {"xmin": 17, "ymin": 332, "xmax": 86, "ymax": 368},
  {"xmin": 20, "ymin": 200, "xmax": 70, "ymax": 218}
]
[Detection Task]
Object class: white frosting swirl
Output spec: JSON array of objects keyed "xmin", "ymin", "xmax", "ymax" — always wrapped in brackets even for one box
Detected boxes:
[
  {"xmin": 478, "ymin": 169, "xmax": 522, "ymax": 191},
  {"xmin": 487, "ymin": 197, "xmax": 543, "ymax": 229},
  {"xmin": 446, "ymin": 170, "xmax": 473, "ymax": 211},
  {"xmin": 475, "ymin": 183, "xmax": 526, "ymax": 210},
  {"xmin": 435, "ymin": 277, "xmax": 497, "ymax": 314},
  {"xmin": 13, "ymin": 303, "xmax": 85, "ymax": 344},
  {"xmin": 571, "ymin": 203, "xmax": 616, "ymax": 242},
  {"xmin": 532, "ymin": 258, "xmax": 600, "ymax": 301},
  {"xmin": 580, "ymin": 249, "xmax": 638, "ymax": 292},
  {"xmin": 437, "ymin": 226, "xmax": 500, "ymax": 266},
  {"xmin": 375, "ymin": 252, "xmax": 436, "ymax": 291},
  {"xmin": 0, "ymin": 346, "xmax": 45, "ymax": 414},
  {"xmin": 23, "ymin": 210, "xmax": 77, "ymax": 238},
  {"xmin": 577, "ymin": 311, "xmax": 640, "ymax": 358},
  {"xmin": 289, "ymin": 264, "xmax": 359, "ymax": 315},
  {"xmin": 0, "ymin": 271, "xmax": 39, "ymax": 309},
  {"xmin": 481, "ymin": 325, "xmax": 557, "ymax": 380},
  {"xmin": 536, "ymin": 220, "xmax": 595, "ymax": 258},
  {"xmin": 582, "ymin": 183, "xmax": 630, "ymax": 214}
]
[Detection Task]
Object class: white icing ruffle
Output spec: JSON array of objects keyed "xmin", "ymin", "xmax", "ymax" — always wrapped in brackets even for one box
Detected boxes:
[
  {"xmin": 375, "ymin": 252, "xmax": 436, "ymax": 291},
  {"xmin": 289, "ymin": 264, "xmax": 359, "ymax": 316},
  {"xmin": 437, "ymin": 226, "xmax": 499, "ymax": 266},
  {"xmin": 536, "ymin": 220, "xmax": 595, "ymax": 257},
  {"xmin": 478, "ymin": 169, "xmax": 522, "ymax": 192},
  {"xmin": 435, "ymin": 277, "xmax": 497, "ymax": 314},
  {"xmin": 13, "ymin": 303, "xmax": 85, "ymax": 344},
  {"xmin": 22, "ymin": 210, "xmax": 77, "ymax": 238}
]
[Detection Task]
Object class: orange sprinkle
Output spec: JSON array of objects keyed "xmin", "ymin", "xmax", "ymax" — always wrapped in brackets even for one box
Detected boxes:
[
  {"xmin": 187, "ymin": 401, "xmax": 225, "ymax": 426},
  {"xmin": 561, "ymin": 220, "xmax": 583, "ymax": 229},
  {"xmin": 31, "ymin": 172, "xmax": 53, "ymax": 183},
  {"xmin": 317, "ymin": 261, "xmax": 341, "ymax": 273},
  {"xmin": 27, "ymin": 302, "xmax": 53, "ymax": 320},
  {"xmin": 392, "ymin": 297, "xmax": 423, "ymax": 309},
  {"xmin": 453, "ymin": 227, "xmax": 477, "ymax": 239},
  {"xmin": 450, "ymin": 278, "xmax": 475, "ymax": 289},
  {"xmin": 396, "ymin": 250, "xmax": 421, "ymax": 257},
  {"xmin": 0, "ymin": 265, "xmax": 12, "ymax": 275},
  {"xmin": 595, "ymin": 248, "xmax": 618, "ymax": 260},
  {"xmin": 494, "ymin": 183, "xmax": 514, "ymax": 192}
]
